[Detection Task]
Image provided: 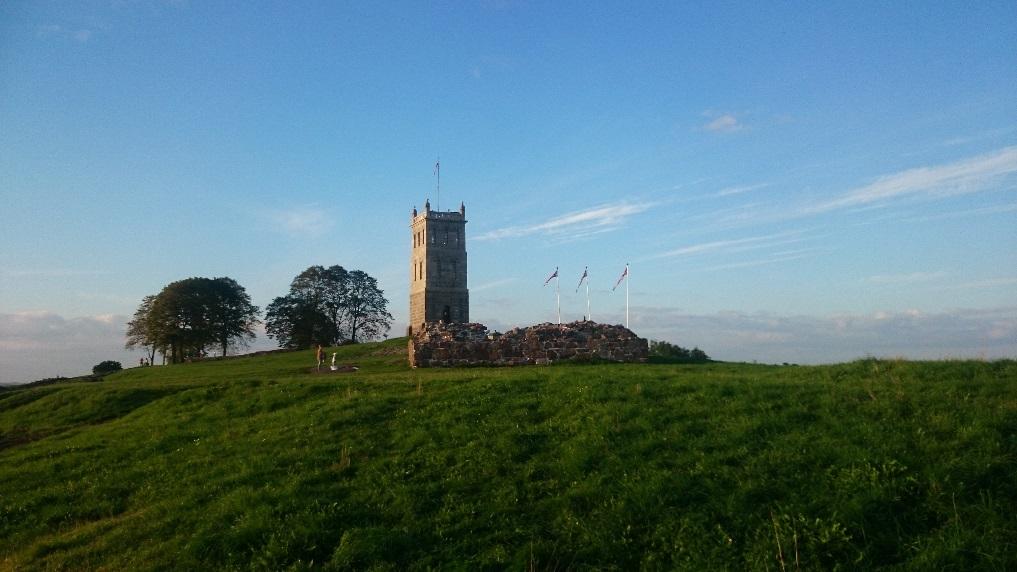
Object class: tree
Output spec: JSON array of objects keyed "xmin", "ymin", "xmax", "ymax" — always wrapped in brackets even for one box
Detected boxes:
[
  {"xmin": 127, "ymin": 277, "xmax": 260, "ymax": 363},
  {"xmin": 344, "ymin": 270, "xmax": 393, "ymax": 343},
  {"xmin": 205, "ymin": 277, "xmax": 260, "ymax": 357},
  {"xmin": 125, "ymin": 295, "xmax": 161, "ymax": 365},
  {"xmin": 92, "ymin": 360, "xmax": 122, "ymax": 375},
  {"xmin": 265, "ymin": 265, "xmax": 392, "ymax": 349}
]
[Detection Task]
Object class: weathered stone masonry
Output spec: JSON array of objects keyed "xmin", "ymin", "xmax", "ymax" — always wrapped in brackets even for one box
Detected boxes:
[
  {"xmin": 408, "ymin": 321, "xmax": 649, "ymax": 368},
  {"xmin": 409, "ymin": 200, "xmax": 469, "ymax": 333}
]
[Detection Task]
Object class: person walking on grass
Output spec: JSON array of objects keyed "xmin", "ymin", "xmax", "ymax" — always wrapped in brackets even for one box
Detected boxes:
[{"xmin": 316, "ymin": 344, "xmax": 325, "ymax": 372}]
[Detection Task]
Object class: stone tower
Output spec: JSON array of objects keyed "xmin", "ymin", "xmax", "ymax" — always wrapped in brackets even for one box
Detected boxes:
[{"xmin": 409, "ymin": 199, "xmax": 469, "ymax": 333}]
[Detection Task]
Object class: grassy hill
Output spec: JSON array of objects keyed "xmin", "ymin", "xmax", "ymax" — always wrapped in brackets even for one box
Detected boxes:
[{"xmin": 1, "ymin": 339, "xmax": 1014, "ymax": 570}]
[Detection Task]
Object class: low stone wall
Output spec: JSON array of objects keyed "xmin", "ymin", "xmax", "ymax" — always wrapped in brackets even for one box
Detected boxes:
[{"xmin": 408, "ymin": 321, "xmax": 648, "ymax": 367}]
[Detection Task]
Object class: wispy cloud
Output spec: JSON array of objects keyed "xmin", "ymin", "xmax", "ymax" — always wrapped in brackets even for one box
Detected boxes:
[
  {"xmin": 940, "ymin": 126, "xmax": 1017, "ymax": 147},
  {"xmin": 865, "ymin": 271, "xmax": 947, "ymax": 285},
  {"xmin": 265, "ymin": 205, "xmax": 332, "ymax": 238},
  {"xmin": 36, "ymin": 24, "xmax": 92, "ymax": 43},
  {"xmin": 471, "ymin": 278, "xmax": 517, "ymax": 292},
  {"xmin": 802, "ymin": 146, "xmax": 1017, "ymax": 215},
  {"xmin": 700, "ymin": 250, "xmax": 817, "ymax": 272},
  {"xmin": 643, "ymin": 230, "xmax": 805, "ymax": 260},
  {"xmin": 475, "ymin": 201, "xmax": 653, "ymax": 241},
  {"xmin": 714, "ymin": 183, "xmax": 769, "ymax": 197},
  {"xmin": 943, "ymin": 277, "xmax": 1017, "ymax": 290},
  {"xmin": 703, "ymin": 113, "xmax": 743, "ymax": 133},
  {"xmin": 0, "ymin": 268, "xmax": 111, "ymax": 278},
  {"xmin": 900, "ymin": 200, "xmax": 1017, "ymax": 223}
]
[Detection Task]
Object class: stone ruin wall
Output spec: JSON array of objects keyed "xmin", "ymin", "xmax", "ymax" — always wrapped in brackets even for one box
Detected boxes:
[{"xmin": 408, "ymin": 321, "xmax": 648, "ymax": 368}]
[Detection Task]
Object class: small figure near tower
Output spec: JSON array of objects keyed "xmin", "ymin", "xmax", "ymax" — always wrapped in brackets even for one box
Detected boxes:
[{"xmin": 409, "ymin": 199, "xmax": 469, "ymax": 334}]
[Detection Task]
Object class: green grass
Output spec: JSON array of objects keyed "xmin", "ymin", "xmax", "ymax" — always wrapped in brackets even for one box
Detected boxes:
[{"xmin": 1, "ymin": 339, "xmax": 1015, "ymax": 570}]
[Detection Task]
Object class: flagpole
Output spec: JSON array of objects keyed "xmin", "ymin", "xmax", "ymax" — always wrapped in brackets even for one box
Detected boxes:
[
  {"xmin": 435, "ymin": 158, "xmax": 440, "ymax": 211},
  {"xmin": 625, "ymin": 263, "xmax": 630, "ymax": 329},
  {"xmin": 556, "ymin": 273, "xmax": 561, "ymax": 325},
  {"xmin": 586, "ymin": 275, "xmax": 591, "ymax": 321}
]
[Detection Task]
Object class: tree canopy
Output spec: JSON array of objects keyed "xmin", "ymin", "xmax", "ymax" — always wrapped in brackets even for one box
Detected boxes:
[
  {"xmin": 126, "ymin": 277, "xmax": 260, "ymax": 363},
  {"xmin": 265, "ymin": 265, "xmax": 392, "ymax": 349},
  {"xmin": 92, "ymin": 360, "xmax": 122, "ymax": 375}
]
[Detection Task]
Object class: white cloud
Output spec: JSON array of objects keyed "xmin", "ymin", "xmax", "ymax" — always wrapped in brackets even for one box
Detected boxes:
[
  {"xmin": 945, "ymin": 277, "xmax": 1017, "ymax": 290},
  {"xmin": 900, "ymin": 200, "xmax": 1017, "ymax": 223},
  {"xmin": 0, "ymin": 310, "xmax": 280, "ymax": 385},
  {"xmin": 623, "ymin": 306, "xmax": 1017, "ymax": 364},
  {"xmin": 803, "ymin": 146, "xmax": 1017, "ymax": 215},
  {"xmin": 865, "ymin": 271, "xmax": 947, "ymax": 285},
  {"xmin": 0, "ymin": 311, "xmax": 125, "ymax": 353},
  {"xmin": 704, "ymin": 114, "xmax": 743, "ymax": 133},
  {"xmin": 266, "ymin": 205, "xmax": 332, "ymax": 238},
  {"xmin": 36, "ymin": 24, "xmax": 62, "ymax": 36},
  {"xmin": 471, "ymin": 278, "xmax": 517, "ymax": 292},
  {"xmin": 699, "ymin": 251, "xmax": 814, "ymax": 272},
  {"xmin": 0, "ymin": 311, "xmax": 131, "ymax": 384},
  {"xmin": 36, "ymin": 24, "xmax": 92, "ymax": 43},
  {"xmin": 0, "ymin": 268, "xmax": 111, "ymax": 278},
  {"xmin": 715, "ymin": 183, "xmax": 769, "ymax": 197},
  {"xmin": 475, "ymin": 201, "xmax": 653, "ymax": 241},
  {"xmin": 643, "ymin": 230, "xmax": 804, "ymax": 260}
]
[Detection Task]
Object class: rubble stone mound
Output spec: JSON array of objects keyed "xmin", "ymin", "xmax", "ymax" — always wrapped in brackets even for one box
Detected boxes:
[{"xmin": 408, "ymin": 321, "xmax": 648, "ymax": 368}]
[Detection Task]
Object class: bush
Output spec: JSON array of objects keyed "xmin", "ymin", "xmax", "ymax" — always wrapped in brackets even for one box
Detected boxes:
[
  {"xmin": 648, "ymin": 340, "xmax": 710, "ymax": 363},
  {"xmin": 92, "ymin": 360, "xmax": 123, "ymax": 375}
]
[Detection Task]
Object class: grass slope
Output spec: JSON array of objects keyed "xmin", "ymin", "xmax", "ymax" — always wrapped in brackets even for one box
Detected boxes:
[{"xmin": 1, "ymin": 339, "xmax": 1015, "ymax": 570}]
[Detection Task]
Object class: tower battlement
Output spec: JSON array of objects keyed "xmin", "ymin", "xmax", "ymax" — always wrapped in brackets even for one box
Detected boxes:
[{"xmin": 409, "ymin": 199, "xmax": 469, "ymax": 333}]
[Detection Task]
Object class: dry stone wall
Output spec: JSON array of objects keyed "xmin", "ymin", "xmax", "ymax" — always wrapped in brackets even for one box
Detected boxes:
[{"xmin": 408, "ymin": 321, "xmax": 648, "ymax": 367}]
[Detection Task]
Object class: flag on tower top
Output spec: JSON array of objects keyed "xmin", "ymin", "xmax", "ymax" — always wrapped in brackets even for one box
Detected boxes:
[
  {"xmin": 544, "ymin": 267, "xmax": 559, "ymax": 286},
  {"xmin": 612, "ymin": 264, "xmax": 629, "ymax": 291},
  {"xmin": 576, "ymin": 266, "xmax": 588, "ymax": 292}
]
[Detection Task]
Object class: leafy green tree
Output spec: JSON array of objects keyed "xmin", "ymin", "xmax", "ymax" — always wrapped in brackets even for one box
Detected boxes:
[
  {"xmin": 131, "ymin": 277, "xmax": 260, "ymax": 363},
  {"xmin": 125, "ymin": 295, "xmax": 163, "ymax": 364},
  {"xmin": 344, "ymin": 270, "xmax": 393, "ymax": 343},
  {"xmin": 205, "ymin": 277, "xmax": 260, "ymax": 357},
  {"xmin": 265, "ymin": 265, "xmax": 392, "ymax": 349},
  {"xmin": 92, "ymin": 360, "xmax": 122, "ymax": 375}
]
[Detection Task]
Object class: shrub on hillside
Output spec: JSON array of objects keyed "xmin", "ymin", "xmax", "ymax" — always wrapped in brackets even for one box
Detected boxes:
[
  {"xmin": 648, "ymin": 340, "xmax": 710, "ymax": 363},
  {"xmin": 92, "ymin": 360, "xmax": 123, "ymax": 375}
]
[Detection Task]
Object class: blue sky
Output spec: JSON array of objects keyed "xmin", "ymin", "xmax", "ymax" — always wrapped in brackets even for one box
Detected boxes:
[{"xmin": 2, "ymin": 1, "xmax": 1015, "ymax": 383}]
